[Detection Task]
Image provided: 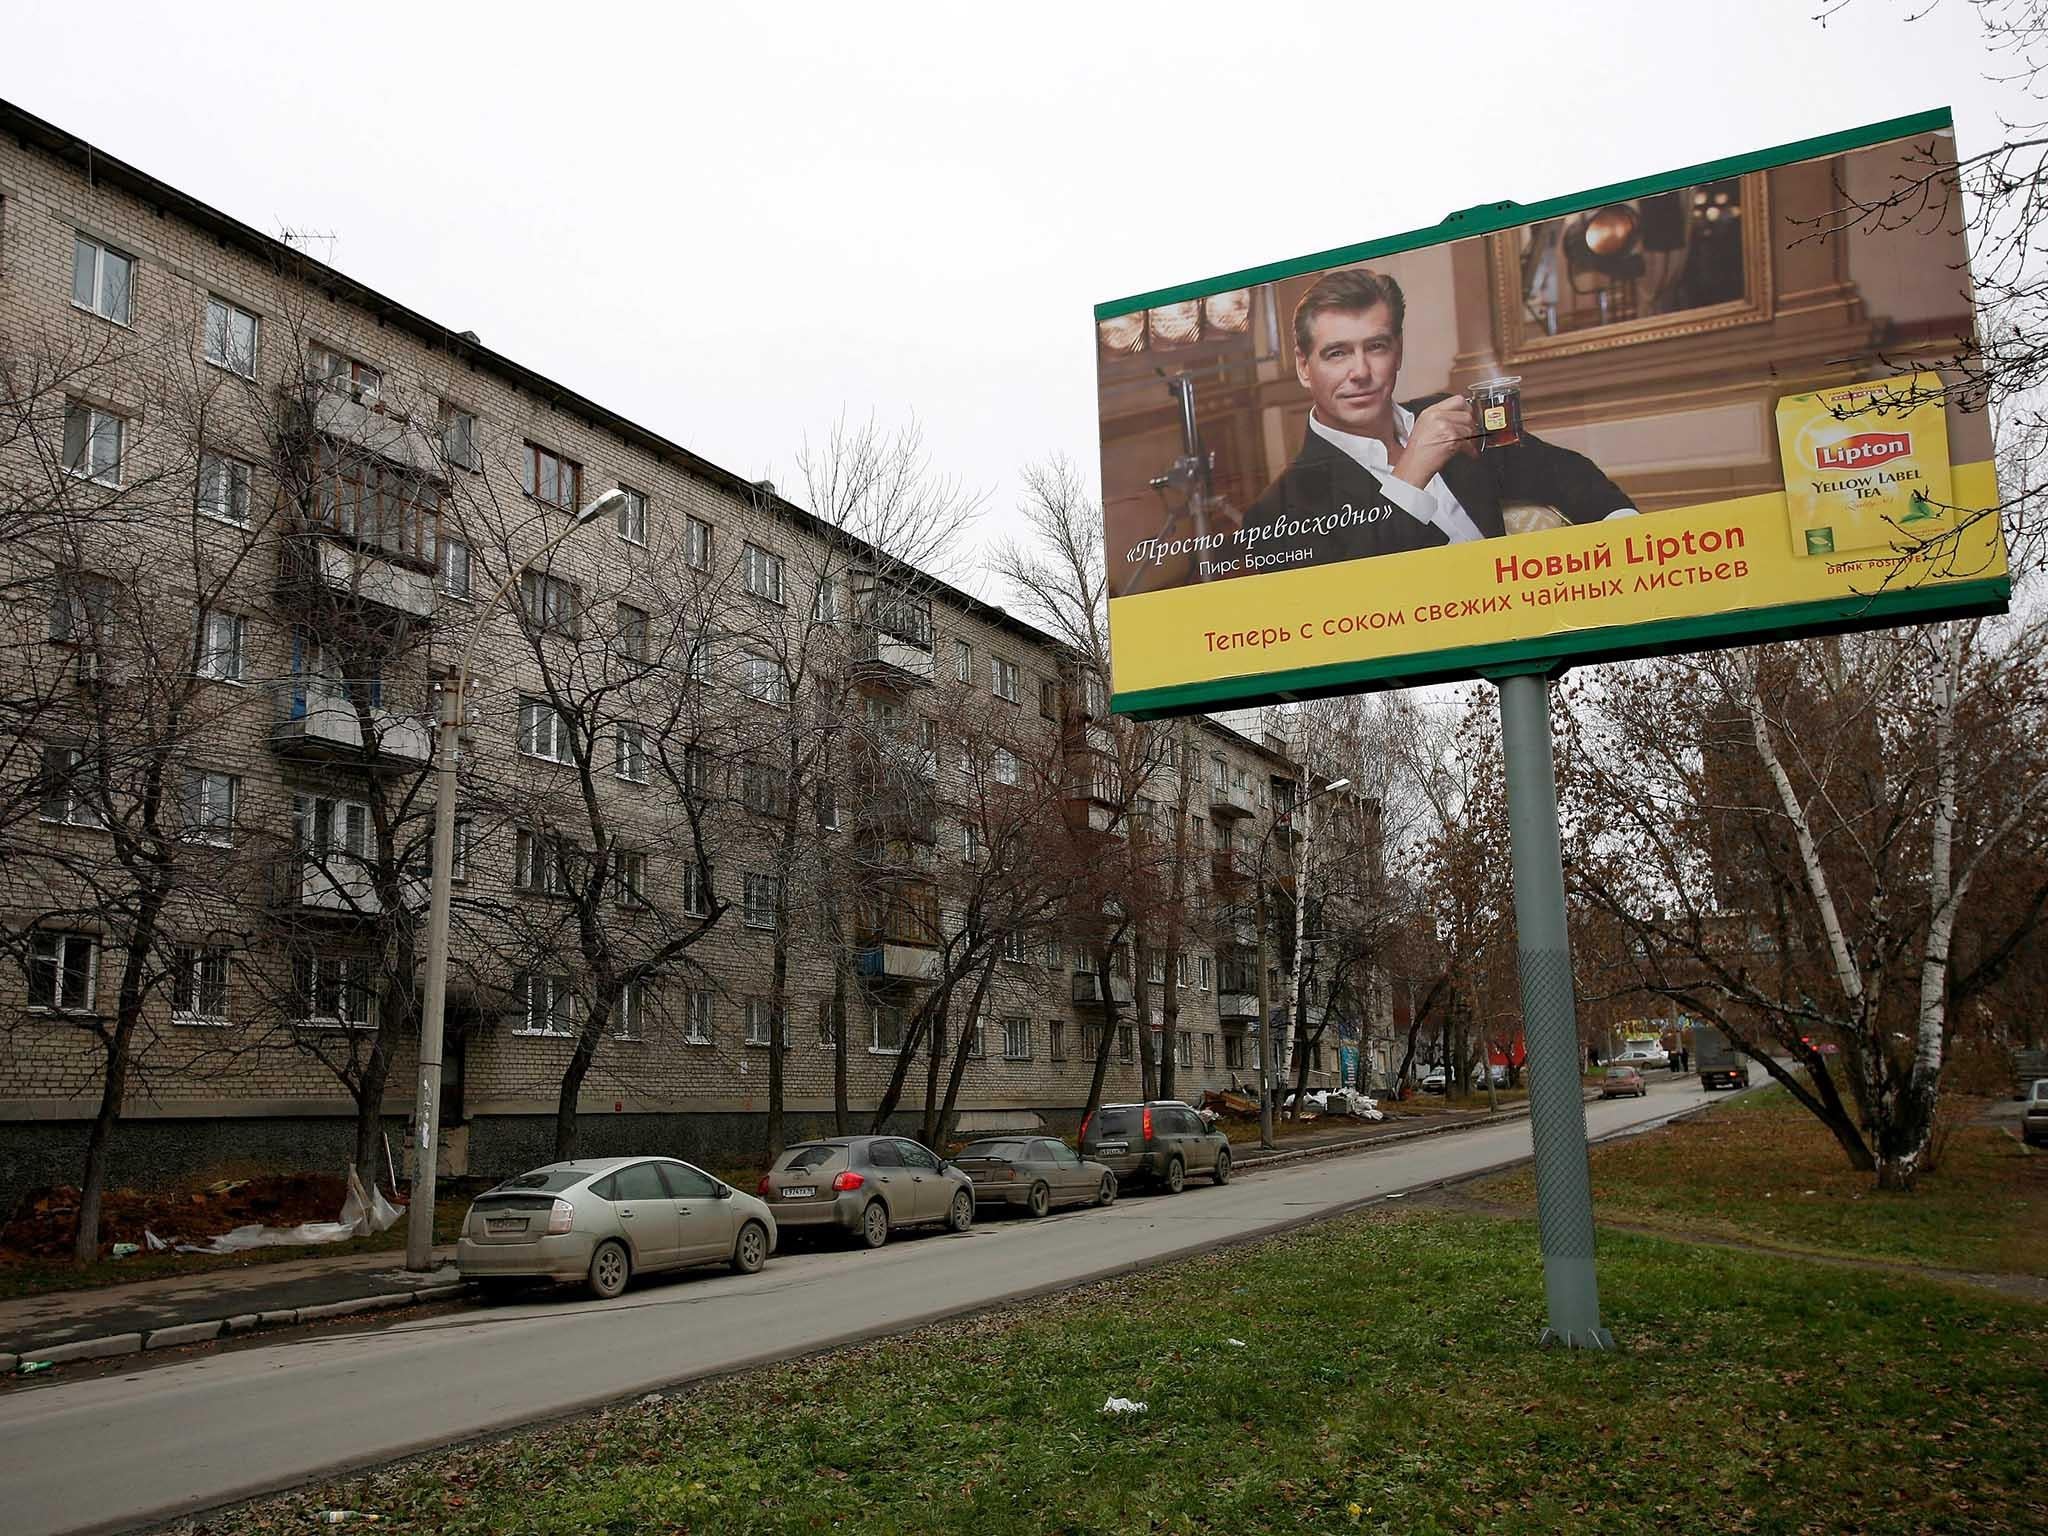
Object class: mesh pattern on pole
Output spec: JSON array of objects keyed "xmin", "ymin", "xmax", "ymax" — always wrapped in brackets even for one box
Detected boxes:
[{"xmin": 1520, "ymin": 945, "xmax": 1595, "ymax": 1263}]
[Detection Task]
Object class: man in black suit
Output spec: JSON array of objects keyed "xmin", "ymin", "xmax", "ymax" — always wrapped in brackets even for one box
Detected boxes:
[{"xmin": 1243, "ymin": 268, "xmax": 1634, "ymax": 565}]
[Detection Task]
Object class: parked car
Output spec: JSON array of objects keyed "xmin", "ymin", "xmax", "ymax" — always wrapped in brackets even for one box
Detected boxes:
[
  {"xmin": 2023, "ymin": 1079, "xmax": 2048, "ymax": 1148},
  {"xmin": 1615, "ymin": 1041, "xmax": 1670, "ymax": 1070},
  {"xmin": 1079, "ymin": 1101, "xmax": 1232, "ymax": 1192},
  {"xmin": 953, "ymin": 1137, "xmax": 1117, "ymax": 1216},
  {"xmin": 1599, "ymin": 1065, "xmax": 1649, "ymax": 1099},
  {"xmin": 1421, "ymin": 1070, "xmax": 1448, "ymax": 1094},
  {"xmin": 457, "ymin": 1156, "xmax": 776, "ymax": 1300},
  {"xmin": 757, "ymin": 1136, "xmax": 975, "ymax": 1248}
]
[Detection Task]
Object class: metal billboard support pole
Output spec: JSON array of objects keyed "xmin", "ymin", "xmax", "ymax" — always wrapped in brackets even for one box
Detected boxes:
[{"xmin": 1495, "ymin": 669, "xmax": 1613, "ymax": 1350}]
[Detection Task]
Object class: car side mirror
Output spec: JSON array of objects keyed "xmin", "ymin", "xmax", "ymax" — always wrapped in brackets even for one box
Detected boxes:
[{"xmin": 715, "ymin": 1184, "xmax": 733, "ymax": 1200}]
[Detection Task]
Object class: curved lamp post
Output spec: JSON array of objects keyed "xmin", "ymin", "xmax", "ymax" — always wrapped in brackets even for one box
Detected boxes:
[{"xmin": 404, "ymin": 487, "xmax": 626, "ymax": 1271}]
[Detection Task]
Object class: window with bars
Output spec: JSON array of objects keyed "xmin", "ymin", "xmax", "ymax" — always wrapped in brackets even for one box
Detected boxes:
[
  {"xmin": 742, "ymin": 872, "xmax": 781, "ymax": 929},
  {"xmin": 72, "ymin": 234, "xmax": 133, "ymax": 325},
  {"xmin": 172, "ymin": 945, "xmax": 232, "ymax": 1024},
  {"xmin": 29, "ymin": 932, "xmax": 97, "ymax": 1012},
  {"xmin": 683, "ymin": 988, "xmax": 714, "ymax": 1045},
  {"xmin": 742, "ymin": 542, "xmax": 785, "ymax": 604},
  {"xmin": 615, "ymin": 722, "xmax": 649, "ymax": 783},
  {"xmin": 515, "ymin": 971, "xmax": 577, "ymax": 1037},
  {"xmin": 616, "ymin": 485, "xmax": 647, "ymax": 544},
  {"xmin": 64, "ymin": 403, "xmax": 124, "ymax": 484},
  {"xmin": 195, "ymin": 610, "xmax": 247, "ymax": 682},
  {"xmin": 180, "ymin": 770, "xmax": 238, "ymax": 846},
  {"xmin": 204, "ymin": 296, "xmax": 259, "ymax": 378},
  {"xmin": 39, "ymin": 745, "xmax": 103, "ymax": 828},
  {"xmin": 518, "ymin": 698, "xmax": 573, "ymax": 763},
  {"xmin": 1002, "ymin": 1016, "xmax": 1031, "ymax": 1061},
  {"xmin": 297, "ymin": 952, "xmax": 377, "ymax": 1029},
  {"xmin": 991, "ymin": 655, "xmax": 1020, "ymax": 703},
  {"xmin": 197, "ymin": 452, "xmax": 253, "ymax": 525},
  {"xmin": 522, "ymin": 442, "xmax": 581, "ymax": 511}
]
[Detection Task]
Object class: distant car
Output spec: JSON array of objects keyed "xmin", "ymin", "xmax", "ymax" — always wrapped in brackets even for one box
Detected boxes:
[
  {"xmin": 1474, "ymin": 1064, "xmax": 1509, "ymax": 1088},
  {"xmin": 1599, "ymin": 1066, "xmax": 1649, "ymax": 1099},
  {"xmin": 2023, "ymin": 1079, "xmax": 2048, "ymax": 1148},
  {"xmin": 457, "ymin": 1156, "xmax": 776, "ymax": 1300},
  {"xmin": 1079, "ymin": 1101, "xmax": 1232, "ymax": 1193},
  {"xmin": 1616, "ymin": 1042, "xmax": 1670, "ymax": 1070},
  {"xmin": 1421, "ymin": 1071, "xmax": 1448, "ymax": 1094},
  {"xmin": 757, "ymin": 1136, "xmax": 974, "ymax": 1248},
  {"xmin": 953, "ymin": 1137, "xmax": 1117, "ymax": 1216}
]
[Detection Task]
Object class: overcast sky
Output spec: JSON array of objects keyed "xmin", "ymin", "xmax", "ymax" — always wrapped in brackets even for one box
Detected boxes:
[{"xmin": 1, "ymin": 1, "xmax": 2020, "ymax": 593}]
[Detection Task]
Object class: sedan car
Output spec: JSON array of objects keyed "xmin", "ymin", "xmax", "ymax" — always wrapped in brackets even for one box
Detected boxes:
[
  {"xmin": 1599, "ymin": 1065, "xmax": 1649, "ymax": 1099},
  {"xmin": 457, "ymin": 1156, "xmax": 776, "ymax": 1300},
  {"xmin": 954, "ymin": 1137, "xmax": 1117, "ymax": 1216},
  {"xmin": 757, "ymin": 1135, "xmax": 974, "ymax": 1248},
  {"xmin": 2023, "ymin": 1079, "xmax": 2048, "ymax": 1148}
]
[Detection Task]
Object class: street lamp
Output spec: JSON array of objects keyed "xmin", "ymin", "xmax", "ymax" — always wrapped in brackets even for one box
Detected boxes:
[
  {"xmin": 1258, "ymin": 774, "xmax": 1348, "ymax": 1150},
  {"xmin": 404, "ymin": 486, "xmax": 626, "ymax": 1271}
]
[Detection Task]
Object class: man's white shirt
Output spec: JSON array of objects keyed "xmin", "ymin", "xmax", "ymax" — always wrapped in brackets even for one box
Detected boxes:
[{"xmin": 1308, "ymin": 406, "xmax": 1486, "ymax": 544}]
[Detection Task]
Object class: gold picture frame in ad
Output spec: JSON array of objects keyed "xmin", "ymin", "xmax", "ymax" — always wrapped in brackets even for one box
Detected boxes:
[{"xmin": 1489, "ymin": 170, "xmax": 1772, "ymax": 362}]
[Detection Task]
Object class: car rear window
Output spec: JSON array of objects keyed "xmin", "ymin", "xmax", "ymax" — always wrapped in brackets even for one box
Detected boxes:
[
  {"xmin": 962, "ymin": 1140, "xmax": 1028, "ymax": 1160},
  {"xmin": 776, "ymin": 1145, "xmax": 844, "ymax": 1172},
  {"xmin": 1606, "ymin": 1068, "xmax": 1633, "ymax": 1078},
  {"xmin": 1093, "ymin": 1108, "xmax": 1139, "ymax": 1137},
  {"xmin": 493, "ymin": 1168, "xmax": 588, "ymax": 1193}
]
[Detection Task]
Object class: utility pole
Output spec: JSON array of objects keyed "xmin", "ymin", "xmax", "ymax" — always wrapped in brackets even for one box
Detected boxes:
[{"xmin": 1255, "ymin": 826, "xmax": 1275, "ymax": 1149}]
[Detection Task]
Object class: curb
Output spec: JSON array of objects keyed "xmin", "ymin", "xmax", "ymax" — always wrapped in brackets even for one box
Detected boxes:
[
  {"xmin": 1231, "ymin": 1091, "xmax": 1598, "ymax": 1175},
  {"xmin": 9, "ymin": 1274, "xmax": 474, "ymax": 1376}
]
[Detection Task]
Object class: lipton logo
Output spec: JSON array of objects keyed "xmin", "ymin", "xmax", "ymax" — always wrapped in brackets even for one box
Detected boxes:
[{"xmin": 1813, "ymin": 432, "xmax": 1911, "ymax": 471}]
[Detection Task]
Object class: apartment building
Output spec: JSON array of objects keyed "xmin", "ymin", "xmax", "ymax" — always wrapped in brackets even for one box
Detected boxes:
[{"xmin": 0, "ymin": 99, "xmax": 1349, "ymax": 1204}]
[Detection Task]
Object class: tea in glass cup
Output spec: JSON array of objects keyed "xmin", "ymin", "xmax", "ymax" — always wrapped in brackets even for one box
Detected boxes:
[{"xmin": 1467, "ymin": 376, "xmax": 1523, "ymax": 451}]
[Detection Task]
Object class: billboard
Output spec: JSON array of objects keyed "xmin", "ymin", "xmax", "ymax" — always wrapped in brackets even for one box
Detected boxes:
[{"xmin": 1096, "ymin": 109, "xmax": 2007, "ymax": 718}]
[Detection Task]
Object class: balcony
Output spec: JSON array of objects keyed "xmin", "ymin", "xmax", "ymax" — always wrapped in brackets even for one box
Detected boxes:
[
  {"xmin": 270, "ymin": 687, "xmax": 433, "ymax": 767},
  {"xmin": 1210, "ymin": 779, "xmax": 1254, "ymax": 818},
  {"xmin": 1211, "ymin": 848, "xmax": 1250, "ymax": 892},
  {"xmin": 278, "ymin": 534, "xmax": 435, "ymax": 621},
  {"xmin": 857, "ymin": 942, "xmax": 942, "ymax": 984},
  {"xmin": 1217, "ymin": 991, "xmax": 1259, "ymax": 1022},
  {"xmin": 1071, "ymin": 972, "xmax": 1135, "ymax": 1010},
  {"xmin": 266, "ymin": 853, "xmax": 423, "ymax": 918},
  {"xmin": 852, "ymin": 627, "xmax": 936, "ymax": 686}
]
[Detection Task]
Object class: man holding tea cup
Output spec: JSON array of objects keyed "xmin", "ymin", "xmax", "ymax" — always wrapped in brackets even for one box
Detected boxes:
[{"xmin": 1245, "ymin": 267, "xmax": 1635, "ymax": 564}]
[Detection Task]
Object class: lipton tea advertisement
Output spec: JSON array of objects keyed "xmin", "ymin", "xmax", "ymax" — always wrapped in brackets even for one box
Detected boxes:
[{"xmin": 1095, "ymin": 110, "xmax": 2008, "ymax": 718}]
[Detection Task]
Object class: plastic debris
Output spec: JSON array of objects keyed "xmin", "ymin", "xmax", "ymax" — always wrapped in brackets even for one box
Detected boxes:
[
  {"xmin": 307, "ymin": 1514, "xmax": 380, "ymax": 1525},
  {"xmin": 109, "ymin": 1242, "xmax": 140, "ymax": 1259},
  {"xmin": 18, "ymin": 1360, "xmax": 53, "ymax": 1375},
  {"xmin": 1099, "ymin": 1396, "xmax": 1148, "ymax": 1415},
  {"xmin": 1226, "ymin": 1338, "xmax": 1247, "ymax": 1348},
  {"xmin": 144, "ymin": 1229, "xmax": 169, "ymax": 1252}
]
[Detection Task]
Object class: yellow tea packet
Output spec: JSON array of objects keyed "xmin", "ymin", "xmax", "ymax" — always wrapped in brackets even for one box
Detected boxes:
[{"xmin": 1776, "ymin": 373, "xmax": 1953, "ymax": 558}]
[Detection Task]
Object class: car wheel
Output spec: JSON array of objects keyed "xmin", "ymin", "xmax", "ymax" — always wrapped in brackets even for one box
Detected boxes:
[
  {"xmin": 731, "ymin": 1220, "xmax": 769, "ymax": 1275},
  {"xmin": 1163, "ymin": 1157, "xmax": 1185, "ymax": 1195},
  {"xmin": 587, "ymin": 1239, "xmax": 630, "ymax": 1300},
  {"xmin": 859, "ymin": 1200, "xmax": 890, "ymax": 1249},
  {"xmin": 1096, "ymin": 1173, "xmax": 1118, "ymax": 1208},
  {"xmin": 1027, "ymin": 1181, "xmax": 1052, "ymax": 1219},
  {"xmin": 1213, "ymin": 1149, "xmax": 1232, "ymax": 1186},
  {"xmin": 948, "ymin": 1189, "xmax": 975, "ymax": 1233}
]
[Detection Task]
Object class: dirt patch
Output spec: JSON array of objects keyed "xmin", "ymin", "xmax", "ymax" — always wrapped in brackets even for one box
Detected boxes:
[{"xmin": 2, "ymin": 1172, "xmax": 351, "ymax": 1263}]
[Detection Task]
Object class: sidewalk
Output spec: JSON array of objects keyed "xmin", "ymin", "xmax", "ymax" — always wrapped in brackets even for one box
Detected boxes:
[{"xmin": 0, "ymin": 1095, "xmax": 1561, "ymax": 1374}]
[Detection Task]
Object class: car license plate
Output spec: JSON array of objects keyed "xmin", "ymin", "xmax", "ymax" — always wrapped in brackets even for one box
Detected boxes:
[
  {"xmin": 782, "ymin": 1186, "xmax": 816, "ymax": 1199},
  {"xmin": 486, "ymin": 1216, "xmax": 525, "ymax": 1233},
  {"xmin": 1099, "ymin": 1143, "xmax": 1128, "ymax": 1155}
]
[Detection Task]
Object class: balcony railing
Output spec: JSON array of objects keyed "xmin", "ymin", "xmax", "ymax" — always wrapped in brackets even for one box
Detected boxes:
[
  {"xmin": 270, "ymin": 686, "xmax": 432, "ymax": 766},
  {"xmin": 857, "ymin": 942, "xmax": 942, "ymax": 984},
  {"xmin": 1070, "ymin": 971, "xmax": 1135, "ymax": 1009},
  {"xmin": 266, "ymin": 853, "xmax": 424, "ymax": 918},
  {"xmin": 278, "ymin": 534, "xmax": 436, "ymax": 621},
  {"xmin": 1209, "ymin": 779, "xmax": 1255, "ymax": 818},
  {"xmin": 1217, "ymin": 991, "xmax": 1259, "ymax": 1022}
]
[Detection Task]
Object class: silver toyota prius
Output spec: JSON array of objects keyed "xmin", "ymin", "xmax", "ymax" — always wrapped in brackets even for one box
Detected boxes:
[{"xmin": 457, "ymin": 1156, "xmax": 777, "ymax": 1299}]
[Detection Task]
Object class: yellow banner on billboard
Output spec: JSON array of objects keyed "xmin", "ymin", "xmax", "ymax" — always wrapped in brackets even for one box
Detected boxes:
[{"xmin": 1108, "ymin": 460, "xmax": 2003, "ymax": 701}]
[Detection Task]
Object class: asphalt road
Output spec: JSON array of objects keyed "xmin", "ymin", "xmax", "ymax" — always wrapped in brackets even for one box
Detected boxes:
[{"xmin": 0, "ymin": 1074, "xmax": 1722, "ymax": 1536}]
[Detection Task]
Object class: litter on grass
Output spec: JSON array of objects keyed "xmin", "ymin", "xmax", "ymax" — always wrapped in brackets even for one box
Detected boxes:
[
  {"xmin": 1100, "ymin": 1396, "xmax": 1148, "ymax": 1415},
  {"xmin": 1226, "ymin": 1338, "xmax": 1247, "ymax": 1348}
]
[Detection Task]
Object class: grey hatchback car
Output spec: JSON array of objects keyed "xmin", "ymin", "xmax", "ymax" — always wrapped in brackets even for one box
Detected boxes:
[
  {"xmin": 457, "ymin": 1156, "xmax": 777, "ymax": 1299},
  {"xmin": 757, "ymin": 1135, "xmax": 975, "ymax": 1248},
  {"xmin": 1079, "ymin": 1101, "xmax": 1231, "ymax": 1193}
]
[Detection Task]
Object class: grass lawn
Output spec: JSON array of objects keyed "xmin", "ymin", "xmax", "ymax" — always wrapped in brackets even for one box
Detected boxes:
[
  {"xmin": 182, "ymin": 1209, "xmax": 2046, "ymax": 1536},
  {"xmin": 1474, "ymin": 1088, "xmax": 2048, "ymax": 1277}
]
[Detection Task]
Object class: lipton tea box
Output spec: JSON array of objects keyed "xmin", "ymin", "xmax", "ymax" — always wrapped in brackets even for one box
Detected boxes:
[{"xmin": 1776, "ymin": 373, "xmax": 1954, "ymax": 558}]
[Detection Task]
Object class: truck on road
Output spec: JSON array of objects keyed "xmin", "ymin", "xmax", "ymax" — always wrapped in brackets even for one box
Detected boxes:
[{"xmin": 1695, "ymin": 1024, "xmax": 1751, "ymax": 1091}]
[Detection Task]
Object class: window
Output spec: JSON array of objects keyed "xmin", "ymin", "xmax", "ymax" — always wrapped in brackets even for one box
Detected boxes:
[
  {"xmin": 1178, "ymin": 1030, "xmax": 1194, "ymax": 1069},
  {"xmin": 1204, "ymin": 1033, "xmax": 1217, "ymax": 1067},
  {"xmin": 39, "ymin": 745, "xmax": 103, "ymax": 827},
  {"xmin": 742, "ymin": 654, "xmax": 788, "ymax": 706},
  {"xmin": 616, "ymin": 485, "xmax": 647, "ymax": 545},
  {"xmin": 812, "ymin": 577, "xmax": 840, "ymax": 624},
  {"xmin": 1002, "ymin": 1016, "xmax": 1031, "ymax": 1061},
  {"xmin": 1039, "ymin": 675, "xmax": 1059, "ymax": 718},
  {"xmin": 961, "ymin": 820, "xmax": 982, "ymax": 862},
  {"xmin": 172, "ymin": 944, "xmax": 231, "ymax": 1024},
  {"xmin": 1151, "ymin": 1027, "xmax": 1165, "ymax": 1066},
  {"xmin": 308, "ymin": 442, "xmax": 440, "ymax": 563},
  {"xmin": 518, "ymin": 570, "xmax": 578, "ymax": 635},
  {"xmin": 438, "ymin": 535, "xmax": 472, "ymax": 599},
  {"xmin": 743, "ymin": 872, "xmax": 781, "ymax": 929},
  {"xmin": 871, "ymin": 1004, "xmax": 905, "ymax": 1053},
  {"xmin": 1211, "ymin": 754, "xmax": 1227, "ymax": 790},
  {"xmin": 742, "ymin": 542, "xmax": 785, "ymax": 604},
  {"xmin": 195, "ymin": 610, "xmax": 247, "ymax": 682},
  {"xmin": 1084, "ymin": 671, "xmax": 1108, "ymax": 717},
  {"xmin": 1176, "ymin": 952, "xmax": 1191, "ymax": 988},
  {"xmin": 1001, "ymin": 929, "xmax": 1029, "ymax": 963},
  {"xmin": 295, "ymin": 794, "xmax": 372, "ymax": 863},
  {"xmin": 814, "ymin": 777, "xmax": 839, "ymax": 831},
  {"xmin": 966, "ymin": 1015, "xmax": 986, "ymax": 1058},
  {"xmin": 522, "ymin": 443, "xmax": 581, "ymax": 511},
  {"xmin": 683, "ymin": 743, "xmax": 715, "ymax": 799},
  {"xmin": 514, "ymin": 830, "xmax": 578, "ymax": 895},
  {"xmin": 1225, "ymin": 1034, "xmax": 1246, "ymax": 1070},
  {"xmin": 516, "ymin": 971, "xmax": 578, "ymax": 1037},
  {"xmin": 1148, "ymin": 951, "xmax": 1167, "ymax": 986},
  {"xmin": 993, "ymin": 748, "xmax": 1021, "ymax": 787},
  {"xmin": 297, "ymin": 952, "xmax": 376, "ymax": 1029},
  {"xmin": 203, "ymin": 296, "xmax": 259, "ymax": 378},
  {"xmin": 1049, "ymin": 1021, "xmax": 1067, "ymax": 1061},
  {"xmin": 180, "ymin": 770, "xmax": 238, "ymax": 845},
  {"xmin": 439, "ymin": 403, "xmax": 480, "ymax": 472},
  {"xmin": 615, "ymin": 723, "xmax": 648, "ymax": 784},
  {"xmin": 686, "ymin": 516, "xmax": 713, "ymax": 571},
  {"xmin": 64, "ymin": 403, "xmax": 123, "ymax": 484},
  {"xmin": 683, "ymin": 988, "xmax": 714, "ymax": 1045},
  {"xmin": 310, "ymin": 345, "xmax": 381, "ymax": 403},
  {"xmin": 72, "ymin": 234, "xmax": 133, "ymax": 325},
  {"xmin": 1200, "ymin": 954, "xmax": 1212, "ymax": 990},
  {"xmin": 1117, "ymin": 1025, "xmax": 1134, "ymax": 1062},
  {"xmin": 681, "ymin": 858, "xmax": 710, "ymax": 917},
  {"xmin": 48, "ymin": 570, "xmax": 112, "ymax": 646},
  {"xmin": 613, "ymin": 604, "xmax": 650, "ymax": 662},
  {"xmin": 613, "ymin": 980, "xmax": 646, "ymax": 1041},
  {"xmin": 28, "ymin": 932, "xmax": 96, "ymax": 1012},
  {"xmin": 1191, "ymin": 814, "xmax": 1207, "ymax": 851},
  {"xmin": 685, "ymin": 634, "xmax": 714, "ymax": 684},
  {"xmin": 408, "ymin": 817, "xmax": 471, "ymax": 884},
  {"xmin": 196, "ymin": 453, "xmax": 253, "ymax": 525},
  {"xmin": 741, "ymin": 760, "xmax": 786, "ymax": 816},
  {"xmin": 953, "ymin": 638, "xmax": 972, "ymax": 683},
  {"xmin": 613, "ymin": 850, "xmax": 648, "ymax": 907},
  {"xmin": 992, "ymin": 655, "xmax": 1020, "ymax": 704},
  {"xmin": 518, "ymin": 698, "xmax": 573, "ymax": 762},
  {"xmin": 286, "ymin": 633, "xmax": 381, "ymax": 711},
  {"xmin": 744, "ymin": 997, "xmax": 786, "ymax": 1048},
  {"xmin": 811, "ymin": 993, "xmax": 842, "ymax": 1045}
]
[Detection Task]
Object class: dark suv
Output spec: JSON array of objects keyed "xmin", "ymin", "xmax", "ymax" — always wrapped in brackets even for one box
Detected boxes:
[{"xmin": 1079, "ymin": 1101, "xmax": 1231, "ymax": 1193}]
